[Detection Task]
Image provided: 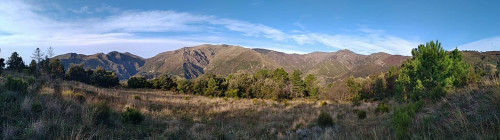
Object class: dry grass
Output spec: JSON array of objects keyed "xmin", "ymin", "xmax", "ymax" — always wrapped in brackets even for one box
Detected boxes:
[{"xmin": 2, "ymin": 72, "xmax": 499, "ymax": 139}]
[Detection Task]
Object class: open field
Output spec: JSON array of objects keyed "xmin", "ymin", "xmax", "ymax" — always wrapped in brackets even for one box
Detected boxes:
[{"xmin": 2, "ymin": 71, "xmax": 499, "ymax": 139}]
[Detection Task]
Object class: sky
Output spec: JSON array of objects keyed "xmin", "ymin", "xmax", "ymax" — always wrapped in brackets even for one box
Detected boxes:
[{"xmin": 0, "ymin": 0, "xmax": 499, "ymax": 60}]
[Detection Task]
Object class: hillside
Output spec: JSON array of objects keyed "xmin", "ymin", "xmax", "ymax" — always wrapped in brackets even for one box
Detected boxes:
[
  {"xmin": 462, "ymin": 51, "xmax": 500, "ymax": 76},
  {"xmin": 54, "ymin": 51, "xmax": 145, "ymax": 80},
  {"xmin": 138, "ymin": 44, "xmax": 409, "ymax": 83}
]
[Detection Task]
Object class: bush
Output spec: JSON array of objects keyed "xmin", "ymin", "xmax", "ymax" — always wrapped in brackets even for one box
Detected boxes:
[
  {"xmin": 91, "ymin": 102, "xmax": 112, "ymax": 126},
  {"xmin": 392, "ymin": 100, "xmax": 424, "ymax": 139},
  {"xmin": 121, "ymin": 108, "xmax": 145, "ymax": 125},
  {"xmin": 375, "ymin": 103, "xmax": 390, "ymax": 114},
  {"xmin": 357, "ymin": 110, "xmax": 367, "ymax": 119},
  {"xmin": 31, "ymin": 101, "xmax": 43, "ymax": 113},
  {"xmin": 5, "ymin": 76, "xmax": 28, "ymax": 94},
  {"xmin": 133, "ymin": 94, "xmax": 141, "ymax": 100},
  {"xmin": 127, "ymin": 76, "xmax": 149, "ymax": 88},
  {"xmin": 317, "ymin": 111, "xmax": 334, "ymax": 127},
  {"xmin": 74, "ymin": 93, "xmax": 86, "ymax": 103},
  {"xmin": 319, "ymin": 101, "xmax": 327, "ymax": 107}
]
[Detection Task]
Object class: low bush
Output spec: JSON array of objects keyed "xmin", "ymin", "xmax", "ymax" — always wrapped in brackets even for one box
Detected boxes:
[
  {"xmin": 317, "ymin": 111, "xmax": 334, "ymax": 127},
  {"xmin": 357, "ymin": 110, "xmax": 367, "ymax": 119},
  {"xmin": 74, "ymin": 93, "xmax": 86, "ymax": 103},
  {"xmin": 375, "ymin": 103, "xmax": 390, "ymax": 114},
  {"xmin": 5, "ymin": 76, "xmax": 28, "ymax": 94},
  {"xmin": 393, "ymin": 100, "xmax": 424, "ymax": 139},
  {"xmin": 319, "ymin": 101, "xmax": 327, "ymax": 107},
  {"xmin": 133, "ymin": 94, "xmax": 141, "ymax": 100},
  {"xmin": 121, "ymin": 108, "xmax": 145, "ymax": 125},
  {"xmin": 91, "ymin": 102, "xmax": 112, "ymax": 126}
]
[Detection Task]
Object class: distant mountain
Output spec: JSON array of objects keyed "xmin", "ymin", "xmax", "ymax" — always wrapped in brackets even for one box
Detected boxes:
[
  {"xmin": 137, "ymin": 44, "xmax": 410, "ymax": 84},
  {"xmin": 54, "ymin": 51, "xmax": 145, "ymax": 80}
]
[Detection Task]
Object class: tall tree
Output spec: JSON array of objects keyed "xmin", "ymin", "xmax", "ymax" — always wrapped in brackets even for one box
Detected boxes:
[
  {"xmin": 29, "ymin": 60, "xmax": 37, "ymax": 75},
  {"xmin": 397, "ymin": 41, "xmax": 471, "ymax": 101},
  {"xmin": 7, "ymin": 52, "xmax": 25, "ymax": 71},
  {"xmin": 49, "ymin": 59, "xmax": 65, "ymax": 78},
  {"xmin": 31, "ymin": 48, "xmax": 44, "ymax": 72},
  {"xmin": 291, "ymin": 70, "xmax": 305, "ymax": 97},
  {"xmin": 304, "ymin": 74, "xmax": 319, "ymax": 99},
  {"xmin": 47, "ymin": 47, "xmax": 55, "ymax": 58}
]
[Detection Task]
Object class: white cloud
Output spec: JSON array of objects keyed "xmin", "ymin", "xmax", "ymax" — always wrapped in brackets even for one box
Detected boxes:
[
  {"xmin": 70, "ymin": 6, "xmax": 91, "ymax": 14},
  {"xmin": 458, "ymin": 36, "xmax": 500, "ymax": 51},
  {"xmin": 287, "ymin": 32, "xmax": 417, "ymax": 56},
  {"xmin": 0, "ymin": 0, "xmax": 420, "ymax": 60}
]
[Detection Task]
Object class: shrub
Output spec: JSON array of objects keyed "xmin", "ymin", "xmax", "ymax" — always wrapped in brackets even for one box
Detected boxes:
[
  {"xmin": 74, "ymin": 93, "xmax": 86, "ymax": 103},
  {"xmin": 91, "ymin": 102, "xmax": 112, "ymax": 126},
  {"xmin": 319, "ymin": 101, "xmax": 327, "ymax": 107},
  {"xmin": 375, "ymin": 103, "xmax": 390, "ymax": 114},
  {"xmin": 392, "ymin": 100, "xmax": 424, "ymax": 139},
  {"xmin": 127, "ymin": 76, "xmax": 149, "ymax": 88},
  {"xmin": 317, "ymin": 111, "xmax": 334, "ymax": 127},
  {"xmin": 133, "ymin": 94, "xmax": 141, "ymax": 100},
  {"xmin": 31, "ymin": 101, "xmax": 43, "ymax": 113},
  {"xmin": 121, "ymin": 108, "xmax": 145, "ymax": 124},
  {"xmin": 357, "ymin": 110, "xmax": 367, "ymax": 119},
  {"xmin": 5, "ymin": 76, "xmax": 28, "ymax": 94}
]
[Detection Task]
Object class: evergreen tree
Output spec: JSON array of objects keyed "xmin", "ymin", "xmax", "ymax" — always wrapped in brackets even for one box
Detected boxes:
[
  {"xmin": 48, "ymin": 59, "xmax": 65, "ymax": 79},
  {"xmin": 304, "ymin": 74, "xmax": 319, "ymax": 99},
  {"xmin": 66, "ymin": 64, "xmax": 91, "ymax": 83},
  {"xmin": 28, "ymin": 60, "xmax": 37, "ymax": 75},
  {"xmin": 397, "ymin": 41, "xmax": 471, "ymax": 101},
  {"xmin": 291, "ymin": 70, "xmax": 306, "ymax": 97},
  {"xmin": 7, "ymin": 52, "xmax": 25, "ymax": 71}
]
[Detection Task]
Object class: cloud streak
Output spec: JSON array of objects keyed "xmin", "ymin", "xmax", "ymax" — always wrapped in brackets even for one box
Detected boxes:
[
  {"xmin": 0, "ymin": 0, "xmax": 420, "ymax": 59},
  {"xmin": 458, "ymin": 36, "xmax": 500, "ymax": 51}
]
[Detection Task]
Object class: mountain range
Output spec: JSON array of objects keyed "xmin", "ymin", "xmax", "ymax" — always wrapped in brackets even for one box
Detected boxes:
[{"xmin": 55, "ymin": 44, "xmax": 410, "ymax": 83}]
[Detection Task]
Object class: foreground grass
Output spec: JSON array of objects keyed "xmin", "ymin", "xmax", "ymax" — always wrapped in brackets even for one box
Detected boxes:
[{"xmin": 1, "ymin": 73, "xmax": 499, "ymax": 139}]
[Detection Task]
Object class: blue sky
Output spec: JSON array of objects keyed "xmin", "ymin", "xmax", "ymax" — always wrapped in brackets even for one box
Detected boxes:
[{"xmin": 0, "ymin": 0, "xmax": 499, "ymax": 60}]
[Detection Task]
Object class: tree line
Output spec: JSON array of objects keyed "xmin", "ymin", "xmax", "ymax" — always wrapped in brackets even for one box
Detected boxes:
[
  {"xmin": 127, "ymin": 68, "xmax": 321, "ymax": 100},
  {"xmin": 0, "ymin": 48, "xmax": 119, "ymax": 88}
]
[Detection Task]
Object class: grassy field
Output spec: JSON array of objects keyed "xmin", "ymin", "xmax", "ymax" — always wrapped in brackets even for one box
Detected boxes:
[{"xmin": 1, "ymin": 72, "xmax": 499, "ymax": 139}]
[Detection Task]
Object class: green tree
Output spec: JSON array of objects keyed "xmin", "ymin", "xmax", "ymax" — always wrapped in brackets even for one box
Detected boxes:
[
  {"xmin": 346, "ymin": 75, "xmax": 364, "ymax": 103},
  {"xmin": 7, "ymin": 52, "xmax": 25, "ymax": 71},
  {"xmin": 48, "ymin": 59, "xmax": 65, "ymax": 78},
  {"xmin": 0, "ymin": 58, "xmax": 5, "ymax": 69},
  {"xmin": 385, "ymin": 66, "xmax": 398, "ymax": 96},
  {"xmin": 66, "ymin": 64, "xmax": 91, "ymax": 83},
  {"xmin": 176, "ymin": 78, "xmax": 191, "ymax": 93},
  {"xmin": 150, "ymin": 74, "xmax": 177, "ymax": 90},
  {"xmin": 291, "ymin": 70, "xmax": 306, "ymax": 97},
  {"xmin": 0, "ymin": 58, "xmax": 5, "ymax": 74},
  {"xmin": 128, "ymin": 76, "xmax": 149, "ymax": 88},
  {"xmin": 372, "ymin": 73, "xmax": 387, "ymax": 99},
  {"xmin": 305, "ymin": 74, "xmax": 319, "ymax": 99},
  {"xmin": 449, "ymin": 48, "xmax": 470, "ymax": 86},
  {"xmin": 398, "ymin": 41, "xmax": 471, "ymax": 101},
  {"xmin": 91, "ymin": 66, "xmax": 119, "ymax": 87},
  {"xmin": 28, "ymin": 60, "xmax": 38, "ymax": 75}
]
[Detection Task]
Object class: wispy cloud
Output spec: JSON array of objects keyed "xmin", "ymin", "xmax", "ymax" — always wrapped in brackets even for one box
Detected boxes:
[
  {"xmin": 70, "ymin": 6, "xmax": 91, "ymax": 14},
  {"xmin": 0, "ymin": 0, "xmax": 420, "ymax": 59},
  {"xmin": 458, "ymin": 36, "xmax": 500, "ymax": 51}
]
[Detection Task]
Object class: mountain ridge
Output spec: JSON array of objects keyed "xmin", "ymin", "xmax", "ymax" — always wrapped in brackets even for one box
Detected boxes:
[{"xmin": 54, "ymin": 44, "xmax": 411, "ymax": 83}]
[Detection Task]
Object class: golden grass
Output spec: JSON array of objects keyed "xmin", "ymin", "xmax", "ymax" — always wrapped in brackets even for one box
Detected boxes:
[{"xmin": 3, "ymin": 73, "xmax": 499, "ymax": 139}]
